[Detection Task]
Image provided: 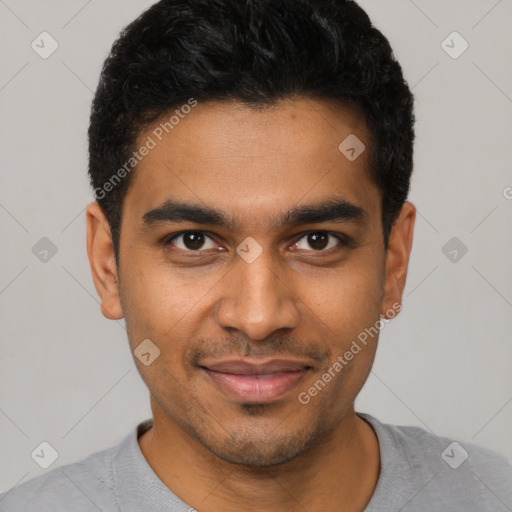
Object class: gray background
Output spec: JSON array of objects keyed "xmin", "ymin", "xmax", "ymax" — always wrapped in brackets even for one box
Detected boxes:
[{"xmin": 0, "ymin": 0, "xmax": 511, "ymax": 492}]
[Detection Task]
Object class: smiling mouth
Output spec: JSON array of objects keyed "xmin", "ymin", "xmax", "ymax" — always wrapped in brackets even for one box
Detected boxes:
[{"xmin": 199, "ymin": 358, "xmax": 313, "ymax": 403}]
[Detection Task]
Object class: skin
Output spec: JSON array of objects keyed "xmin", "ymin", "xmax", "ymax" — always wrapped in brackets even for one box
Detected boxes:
[{"xmin": 86, "ymin": 97, "xmax": 415, "ymax": 512}]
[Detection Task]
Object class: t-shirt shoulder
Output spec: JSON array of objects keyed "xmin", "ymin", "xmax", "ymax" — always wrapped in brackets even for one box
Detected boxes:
[
  {"xmin": 388, "ymin": 418, "xmax": 512, "ymax": 474},
  {"xmin": 360, "ymin": 412, "xmax": 512, "ymax": 511},
  {"xmin": 0, "ymin": 438, "xmax": 122, "ymax": 512}
]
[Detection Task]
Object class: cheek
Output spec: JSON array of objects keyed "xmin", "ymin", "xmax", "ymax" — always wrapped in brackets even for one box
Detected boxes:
[
  {"xmin": 120, "ymin": 240, "xmax": 384, "ymax": 351},
  {"xmin": 296, "ymin": 257, "xmax": 384, "ymax": 335},
  {"xmin": 122, "ymin": 262, "xmax": 194, "ymax": 318}
]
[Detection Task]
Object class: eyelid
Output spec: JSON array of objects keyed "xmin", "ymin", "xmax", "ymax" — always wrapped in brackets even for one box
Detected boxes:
[
  {"xmin": 292, "ymin": 231, "xmax": 351, "ymax": 250},
  {"xmin": 164, "ymin": 231, "xmax": 220, "ymax": 250},
  {"xmin": 164, "ymin": 230, "xmax": 351, "ymax": 252}
]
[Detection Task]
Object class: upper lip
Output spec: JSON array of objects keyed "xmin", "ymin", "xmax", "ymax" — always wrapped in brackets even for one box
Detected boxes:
[{"xmin": 200, "ymin": 358, "xmax": 313, "ymax": 375}]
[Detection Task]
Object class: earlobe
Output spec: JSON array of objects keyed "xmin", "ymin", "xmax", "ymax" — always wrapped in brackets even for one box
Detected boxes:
[
  {"xmin": 86, "ymin": 202, "xmax": 124, "ymax": 320},
  {"xmin": 381, "ymin": 201, "xmax": 416, "ymax": 318}
]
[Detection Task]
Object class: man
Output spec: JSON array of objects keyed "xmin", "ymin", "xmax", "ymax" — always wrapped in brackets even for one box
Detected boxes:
[{"xmin": 1, "ymin": 0, "xmax": 511, "ymax": 510}]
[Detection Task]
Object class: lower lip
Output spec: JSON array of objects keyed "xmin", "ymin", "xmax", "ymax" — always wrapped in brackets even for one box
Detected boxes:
[{"xmin": 202, "ymin": 368, "xmax": 309, "ymax": 403}]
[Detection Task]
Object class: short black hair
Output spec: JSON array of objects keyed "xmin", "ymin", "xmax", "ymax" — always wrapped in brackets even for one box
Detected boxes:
[{"xmin": 88, "ymin": 0, "xmax": 415, "ymax": 264}]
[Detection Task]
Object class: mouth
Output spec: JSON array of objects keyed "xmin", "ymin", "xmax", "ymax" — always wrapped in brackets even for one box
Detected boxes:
[{"xmin": 199, "ymin": 358, "xmax": 313, "ymax": 403}]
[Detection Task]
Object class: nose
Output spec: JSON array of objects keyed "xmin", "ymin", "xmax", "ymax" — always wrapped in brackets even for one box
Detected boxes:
[{"xmin": 215, "ymin": 250, "xmax": 300, "ymax": 341}]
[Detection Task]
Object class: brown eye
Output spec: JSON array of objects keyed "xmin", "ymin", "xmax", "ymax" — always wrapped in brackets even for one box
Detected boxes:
[
  {"xmin": 293, "ymin": 232, "xmax": 347, "ymax": 252},
  {"xmin": 166, "ymin": 231, "xmax": 217, "ymax": 251},
  {"xmin": 182, "ymin": 232, "xmax": 205, "ymax": 250},
  {"xmin": 307, "ymin": 232, "xmax": 329, "ymax": 250}
]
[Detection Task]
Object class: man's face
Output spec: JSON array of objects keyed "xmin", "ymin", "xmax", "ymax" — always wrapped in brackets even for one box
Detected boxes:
[{"xmin": 89, "ymin": 98, "xmax": 411, "ymax": 466}]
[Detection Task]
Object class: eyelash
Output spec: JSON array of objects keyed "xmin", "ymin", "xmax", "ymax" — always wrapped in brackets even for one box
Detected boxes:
[{"xmin": 163, "ymin": 230, "xmax": 351, "ymax": 253}]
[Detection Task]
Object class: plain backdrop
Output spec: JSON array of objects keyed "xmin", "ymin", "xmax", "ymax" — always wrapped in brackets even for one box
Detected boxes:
[{"xmin": 0, "ymin": 0, "xmax": 511, "ymax": 492}]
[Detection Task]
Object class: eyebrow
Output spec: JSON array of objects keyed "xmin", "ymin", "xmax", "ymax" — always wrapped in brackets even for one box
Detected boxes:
[{"xmin": 142, "ymin": 197, "xmax": 368, "ymax": 231}]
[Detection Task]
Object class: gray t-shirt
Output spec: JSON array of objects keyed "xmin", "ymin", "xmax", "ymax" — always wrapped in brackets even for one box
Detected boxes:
[{"xmin": 1, "ymin": 412, "xmax": 511, "ymax": 511}]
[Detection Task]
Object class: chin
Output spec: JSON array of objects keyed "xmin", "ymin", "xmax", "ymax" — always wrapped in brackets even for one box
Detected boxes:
[{"xmin": 195, "ymin": 422, "xmax": 321, "ymax": 467}]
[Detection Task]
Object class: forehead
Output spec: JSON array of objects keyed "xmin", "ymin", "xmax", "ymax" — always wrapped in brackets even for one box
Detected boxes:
[{"xmin": 123, "ymin": 98, "xmax": 380, "ymax": 231}]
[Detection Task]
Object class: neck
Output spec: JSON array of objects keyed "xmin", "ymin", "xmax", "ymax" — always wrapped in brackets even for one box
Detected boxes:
[{"xmin": 138, "ymin": 404, "xmax": 380, "ymax": 512}]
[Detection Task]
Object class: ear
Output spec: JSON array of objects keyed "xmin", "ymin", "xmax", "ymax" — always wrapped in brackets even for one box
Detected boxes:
[
  {"xmin": 86, "ymin": 202, "xmax": 124, "ymax": 320},
  {"xmin": 381, "ymin": 201, "xmax": 416, "ymax": 318}
]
